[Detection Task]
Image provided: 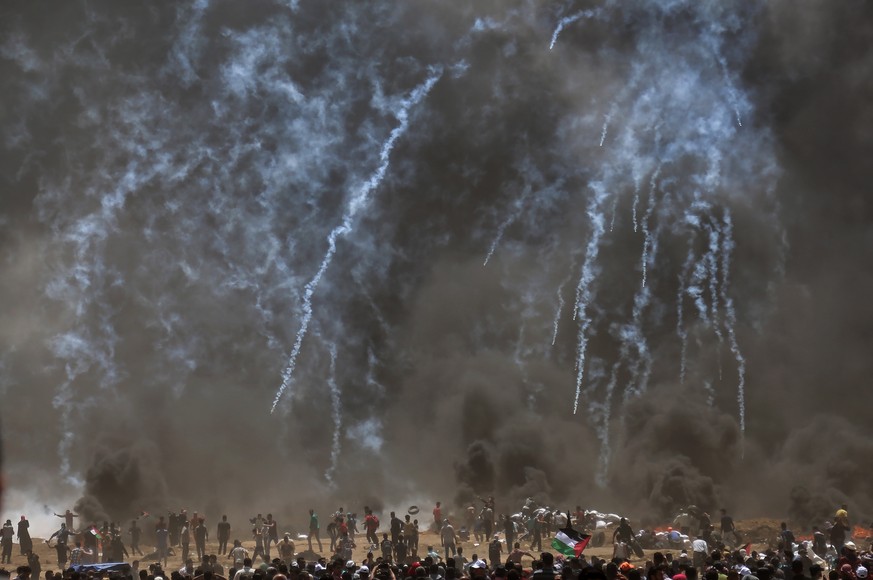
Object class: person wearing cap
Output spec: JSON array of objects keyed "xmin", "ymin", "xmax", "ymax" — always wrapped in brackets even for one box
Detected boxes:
[
  {"xmin": 469, "ymin": 560, "xmax": 488, "ymax": 578},
  {"xmin": 839, "ymin": 542, "xmax": 860, "ymax": 570}
]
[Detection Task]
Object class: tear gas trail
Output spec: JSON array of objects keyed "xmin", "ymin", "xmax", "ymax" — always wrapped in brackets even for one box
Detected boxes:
[
  {"xmin": 721, "ymin": 209, "xmax": 746, "ymax": 443},
  {"xmin": 324, "ymin": 342, "xmax": 342, "ymax": 486},
  {"xmin": 551, "ymin": 272, "xmax": 573, "ymax": 346},
  {"xmin": 572, "ymin": 182, "xmax": 612, "ymax": 414},
  {"xmin": 484, "ymin": 185, "xmax": 531, "ymax": 267},
  {"xmin": 271, "ymin": 67, "xmax": 443, "ymax": 413},
  {"xmin": 549, "ymin": 9, "xmax": 600, "ymax": 51}
]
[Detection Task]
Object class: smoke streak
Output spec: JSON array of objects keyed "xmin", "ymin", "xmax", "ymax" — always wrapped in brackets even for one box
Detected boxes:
[
  {"xmin": 271, "ymin": 67, "xmax": 443, "ymax": 413},
  {"xmin": 549, "ymin": 9, "xmax": 599, "ymax": 51},
  {"xmin": 324, "ymin": 342, "xmax": 342, "ymax": 486},
  {"xmin": 720, "ymin": 209, "xmax": 746, "ymax": 446},
  {"xmin": 572, "ymin": 182, "xmax": 612, "ymax": 414}
]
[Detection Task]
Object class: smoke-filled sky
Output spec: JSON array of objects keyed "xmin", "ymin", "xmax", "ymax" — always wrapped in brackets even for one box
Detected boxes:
[{"xmin": 2, "ymin": 0, "xmax": 873, "ymax": 532}]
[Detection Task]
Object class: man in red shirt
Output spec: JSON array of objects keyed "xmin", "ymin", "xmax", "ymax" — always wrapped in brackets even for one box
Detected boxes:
[
  {"xmin": 365, "ymin": 511, "xmax": 380, "ymax": 547},
  {"xmin": 433, "ymin": 502, "xmax": 442, "ymax": 532}
]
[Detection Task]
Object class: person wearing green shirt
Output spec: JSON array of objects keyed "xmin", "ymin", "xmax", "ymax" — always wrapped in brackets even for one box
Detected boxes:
[{"xmin": 308, "ymin": 509, "xmax": 323, "ymax": 552}]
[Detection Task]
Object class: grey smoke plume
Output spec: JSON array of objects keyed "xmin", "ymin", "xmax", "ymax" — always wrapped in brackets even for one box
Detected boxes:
[{"xmin": 1, "ymin": 0, "xmax": 872, "ymax": 530}]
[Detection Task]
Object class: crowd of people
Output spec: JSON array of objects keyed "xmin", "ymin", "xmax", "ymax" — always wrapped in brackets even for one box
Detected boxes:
[{"xmin": 0, "ymin": 500, "xmax": 871, "ymax": 580}]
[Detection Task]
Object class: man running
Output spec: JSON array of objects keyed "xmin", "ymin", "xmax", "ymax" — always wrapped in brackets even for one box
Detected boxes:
[
  {"xmin": 47, "ymin": 523, "xmax": 72, "ymax": 568},
  {"xmin": 228, "ymin": 540, "xmax": 248, "ymax": 566},
  {"xmin": 364, "ymin": 511, "xmax": 380, "ymax": 548}
]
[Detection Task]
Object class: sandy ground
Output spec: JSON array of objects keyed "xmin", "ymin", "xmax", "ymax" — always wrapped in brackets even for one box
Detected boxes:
[
  {"xmin": 3, "ymin": 528, "xmax": 616, "ymax": 575},
  {"xmin": 3, "ymin": 519, "xmax": 866, "ymax": 575}
]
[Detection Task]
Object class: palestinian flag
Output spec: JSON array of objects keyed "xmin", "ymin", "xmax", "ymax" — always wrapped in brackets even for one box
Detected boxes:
[
  {"xmin": 90, "ymin": 527, "xmax": 103, "ymax": 541},
  {"xmin": 551, "ymin": 527, "xmax": 591, "ymax": 557}
]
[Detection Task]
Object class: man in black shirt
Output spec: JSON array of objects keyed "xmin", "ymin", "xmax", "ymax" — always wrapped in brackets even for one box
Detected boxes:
[
  {"xmin": 532, "ymin": 552, "xmax": 556, "ymax": 580},
  {"xmin": 129, "ymin": 520, "xmax": 143, "ymax": 556},
  {"xmin": 829, "ymin": 520, "xmax": 847, "ymax": 556},
  {"xmin": 390, "ymin": 513, "xmax": 403, "ymax": 545},
  {"xmin": 218, "ymin": 516, "xmax": 231, "ymax": 555},
  {"xmin": 719, "ymin": 510, "xmax": 739, "ymax": 547}
]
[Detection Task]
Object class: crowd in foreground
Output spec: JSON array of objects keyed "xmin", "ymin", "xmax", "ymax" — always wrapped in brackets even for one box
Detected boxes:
[{"xmin": 1, "ymin": 501, "xmax": 871, "ymax": 580}]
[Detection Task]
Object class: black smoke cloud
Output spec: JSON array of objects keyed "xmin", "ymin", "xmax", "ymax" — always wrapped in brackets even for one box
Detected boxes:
[{"xmin": 1, "ymin": 0, "xmax": 872, "ymax": 530}]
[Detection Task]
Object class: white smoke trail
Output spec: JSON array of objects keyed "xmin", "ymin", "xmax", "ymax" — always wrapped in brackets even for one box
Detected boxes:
[
  {"xmin": 271, "ymin": 67, "xmax": 443, "ymax": 413},
  {"xmin": 677, "ymin": 240, "xmax": 695, "ymax": 384},
  {"xmin": 551, "ymin": 272, "xmax": 573, "ymax": 346},
  {"xmin": 640, "ymin": 166, "xmax": 660, "ymax": 288},
  {"xmin": 484, "ymin": 184, "xmax": 531, "ymax": 267},
  {"xmin": 688, "ymin": 255, "xmax": 711, "ymax": 325},
  {"xmin": 624, "ymin": 219, "xmax": 662, "ymax": 401},
  {"xmin": 703, "ymin": 33, "xmax": 744, "ymax": 128},
  {"xmin": 599, "ymin": 110, "xmax": 613, "ymax": 147},
  {"xmin": 632, "ymin": 182, "xmax": 640, "ymax": 233},
  {"xmin": 595, "ymin": 366, "xmax": 620, "ymax": 485},
  {"xmin": 702, "ymin": 379, "xmax": 715, "ymax": 407},
  {"xmin": 549, "ymin": 9, "xmax": 599, "ymax": 51},
  {"xmin": 324, "ymin": 342, "xmax": 342, "ymax": 486},
  {"xmin": 705, "ymin": 222, "xmax": 723, "ymax": 341},
  {"xmin": 572, "ymin": 181, "xmax": 612, "ymax": 414},
  {"xmin": 609, "ymin": 194, "xmax": 619, "ymax": 232},
  {"xmin": 705, "ymin": 219, "xmax": 724, "ymax": 380},
  {"xmin": 720, "ymin": 209, "xmax": 746, "ymax": 445}
]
